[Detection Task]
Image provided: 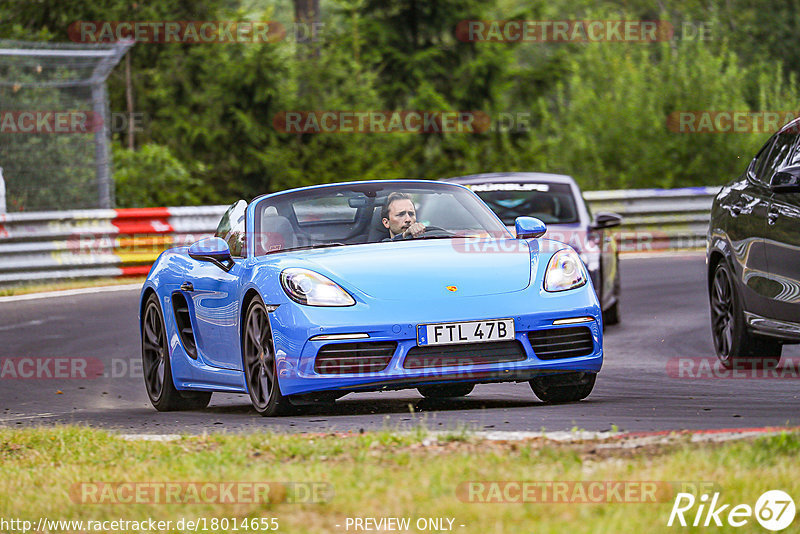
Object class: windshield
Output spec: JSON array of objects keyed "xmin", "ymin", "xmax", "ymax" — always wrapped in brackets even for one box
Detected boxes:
[
  {"xmin": 467, "ymin": 182, "xmax": 579, "ymax": 225},
  {"xmin": 252, "ymin": 181, "xmax": 510, "ymax": 255}
]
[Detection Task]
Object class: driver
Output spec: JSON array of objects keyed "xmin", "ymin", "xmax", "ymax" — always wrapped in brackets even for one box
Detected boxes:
[{"xmin": 382, "ymin": 192, "xmax": 426, "ymax": 240}]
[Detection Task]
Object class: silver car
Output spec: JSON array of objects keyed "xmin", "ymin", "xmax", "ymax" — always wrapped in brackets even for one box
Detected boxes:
[{"xmin": 443, "ymin": 172, "xmax": 623, "ymax": 325}]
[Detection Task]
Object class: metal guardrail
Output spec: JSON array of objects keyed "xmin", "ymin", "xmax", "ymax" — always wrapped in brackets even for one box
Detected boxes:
[
  {"xmin": 584, "ymin": 186, "xmax": 720, "ymax": 252},
  {"xmin": 0, "ymin": 186, "xmax": 721, "ymax": 286}
]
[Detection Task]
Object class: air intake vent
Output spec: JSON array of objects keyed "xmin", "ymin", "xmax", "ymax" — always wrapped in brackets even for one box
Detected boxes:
[
  {"xmin": 315, "ymin": 342, "xmax": 397, "ymax": 374},
  {"xmin": 171, "ymin": 293, "xmax": 197, "ymax": 359},
  {"xmin": 403, "ymin": 341, "xmax": 526, "ymax": 369},
  {"xmin": 528, "ymin": 327, "xmax": 594, "ymax": 360}
]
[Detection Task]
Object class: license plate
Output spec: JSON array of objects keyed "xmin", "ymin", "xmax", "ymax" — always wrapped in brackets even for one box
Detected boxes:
[{"xmin": 417, "ymin": 319, "xmax": 515, "ymax": 346}]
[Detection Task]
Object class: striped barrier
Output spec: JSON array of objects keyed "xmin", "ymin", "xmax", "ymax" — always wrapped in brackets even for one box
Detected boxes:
[
  {"xmin": 0, "ymin": 206, "xmax": 226, "ymax": 284},
  {"xmin": 0, "ymin": 186, "xmax": 722, "ymax": 286}
]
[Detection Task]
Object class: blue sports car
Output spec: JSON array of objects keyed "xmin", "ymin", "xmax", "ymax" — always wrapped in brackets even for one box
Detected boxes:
[{"xmin": 139, "ymin": 180, "xmax": 603, "ymax": 415}]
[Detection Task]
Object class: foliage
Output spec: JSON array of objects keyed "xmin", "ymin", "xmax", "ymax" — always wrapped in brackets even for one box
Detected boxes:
[
  {"xmin": 0, "ymin": 82, "xmax": 98, "ymax": 211},
  {"xmin": 535, "ymin": 38, "xmax": 797, "ymax": 190},
  {"xmin": 113, "ymin": 143, "xmax": 212, "ymax": 207},
  {"xmin": 1, "ymin": 0, "xmax": 798, "ymax": 207}
]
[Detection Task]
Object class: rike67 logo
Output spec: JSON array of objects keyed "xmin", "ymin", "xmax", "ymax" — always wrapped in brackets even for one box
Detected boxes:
[{"xmin": 668, "ymin": 490, "xmax": 795, "ymax": 531}]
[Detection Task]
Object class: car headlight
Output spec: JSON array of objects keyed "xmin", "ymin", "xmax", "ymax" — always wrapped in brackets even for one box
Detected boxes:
[
  {"xmin": 544, "ymin": 248, "xmax": 587, "ymax": 292},
  {"xmin": 280, "ymin": 268, "xmax": 355, "ymax": 306}
]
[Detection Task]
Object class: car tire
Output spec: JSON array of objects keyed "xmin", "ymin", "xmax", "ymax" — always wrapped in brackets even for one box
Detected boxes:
[
  {"xmin": 529, "ymin": 372, "xmax": 596, "ymax": 403},
  {"xmin": 603, "ymin": 300, "xmax": 620, "ymax": 326},
  {"xmin": 417, "ymin": 384, "xmax": 475, "ymax": 398},
  {"xmin": 141, "ymin": 294, "xmax": 212, "ymax": 411},
  {"xmin": 602, "ymin": 258, "xmax": 621, "ymax": 326},
  {"xmin": 710, "ymin": 261, "xmax": 782, "ymax": 369},
  {"xmin": 242, "ymin": 295, "xmax": 293, "ymax": 416}
]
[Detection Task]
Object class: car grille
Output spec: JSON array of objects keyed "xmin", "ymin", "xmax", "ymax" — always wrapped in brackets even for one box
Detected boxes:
[
  {"xmin": 528, "ymin": 327, "xmax": 594, "ymax": 360},
  {"xmin": 403, "ymin": 340, "xmax": 527, "ymax": 369},
  {"xmin": 314, "ymin": 342, "xmax": 397, "ymax": 374}
]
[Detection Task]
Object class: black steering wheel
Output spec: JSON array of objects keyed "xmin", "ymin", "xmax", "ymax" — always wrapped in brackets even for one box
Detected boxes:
[{"xmin": 417, "ymin": 225, "xmax": 453, "ymax": 238}]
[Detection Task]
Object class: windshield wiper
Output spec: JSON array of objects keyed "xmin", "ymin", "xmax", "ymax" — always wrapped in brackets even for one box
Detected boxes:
[{"xmin": 265, "ymin": 242, "xmax": 348, "ymax": 254}]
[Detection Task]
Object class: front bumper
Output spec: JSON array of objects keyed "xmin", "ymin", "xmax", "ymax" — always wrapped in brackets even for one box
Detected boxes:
[{"xmin": 268, "ymin": 287, "xmax": 603, "ymax": 396}]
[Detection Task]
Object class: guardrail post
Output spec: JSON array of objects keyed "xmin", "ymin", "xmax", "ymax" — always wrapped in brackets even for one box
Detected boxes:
[
  {"xmin": 0, "ymin": 166, "xmax": 6, "ymax": 215},
  {"xmin": 92, "ymin": 83, "xmax": 112, "ymax": 209}
]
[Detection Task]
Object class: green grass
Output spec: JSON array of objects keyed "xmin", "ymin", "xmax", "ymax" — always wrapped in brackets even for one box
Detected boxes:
[{"xmin": 0, "ymin": 427, "xmax": 797, "ymax": 533}]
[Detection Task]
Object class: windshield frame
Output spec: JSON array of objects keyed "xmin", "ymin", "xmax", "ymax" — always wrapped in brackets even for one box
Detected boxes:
[{"xmin": 248, "ymin": 180, "xmax": 513, "ymax": 256}]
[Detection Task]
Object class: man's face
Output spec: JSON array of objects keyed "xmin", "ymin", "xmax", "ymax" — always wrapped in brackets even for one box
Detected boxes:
[{"xmin": 383, "ymin": 199, "xmax": 416, "ymax": 236}]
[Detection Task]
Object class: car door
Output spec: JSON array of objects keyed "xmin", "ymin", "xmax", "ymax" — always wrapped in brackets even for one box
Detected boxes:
[
  {"xmin": 764, "ymin": 133, "xmax": 800, "ymax": 323},
  {"xmin": 726, "ymin": 135, "xmax": 778, "ymax": 318},
  {"xmin": 184, "ymin": 200, "xmax": 247, "ymax": 371}
]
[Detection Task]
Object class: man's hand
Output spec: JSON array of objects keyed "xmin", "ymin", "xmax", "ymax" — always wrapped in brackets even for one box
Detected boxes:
[{"xmin": 402, "ymin": 222, "xmax": 426, "ymax": 238}]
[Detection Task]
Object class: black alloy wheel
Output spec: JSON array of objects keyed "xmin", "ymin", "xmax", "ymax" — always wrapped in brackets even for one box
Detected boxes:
[
  {"xmin": 142, "ymin": 294, "xmax": 211, "ymax": 411},
  {"xmin": 243, "ymin": 296, "xmax": 292, "ymax": 416},
  {"xmin": 710, "ymin": 263, "xmax": 735, "ymax": 363},
  {"xmin": 710, "ymin": 262, "xmax": 781, "ymax": 368}
]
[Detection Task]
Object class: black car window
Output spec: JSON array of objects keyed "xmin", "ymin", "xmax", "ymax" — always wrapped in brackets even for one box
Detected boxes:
[
  {"xmin": 214, "ymin": 200, "xmax": 247, "ymax": 257},
  {"xmin": 763, "ymin": 132, "xmax": 798, "ymax": 182},
  {"xmin": 750, "ymin": 136, "xmax": 776, "ymax": 184},
  {"xmin": 788, "ymin": 133, "xmax": 800, "ymax": 167},
  {"xmin": 468, "ymin": 182, "xmax": 579, "ymax": 225}
]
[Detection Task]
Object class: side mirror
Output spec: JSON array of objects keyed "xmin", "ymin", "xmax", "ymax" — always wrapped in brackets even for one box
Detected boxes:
[
  {"xmin": 515, "ymin": 216, "xmax": 547, "ymax": 239},
  {"xmin": 770, "ymin": 166, "xmax": 800, "ymax": 194},
  {"xmin": 188, "ymin": 237, "xmax": 234, "ymax": 271},
  {"xmin": 591, "ymin": 212, "xmax": 623, "ymax": 230}
]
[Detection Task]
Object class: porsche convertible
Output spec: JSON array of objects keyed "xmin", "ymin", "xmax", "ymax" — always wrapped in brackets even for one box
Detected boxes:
[{"xmin": 139, "ymin": 180, "xmax": 603, "ymax": 415}]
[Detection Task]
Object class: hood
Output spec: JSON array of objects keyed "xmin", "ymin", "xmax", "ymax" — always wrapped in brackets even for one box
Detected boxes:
[{"xmin": 278, "ymin": 239, "xmax": 533, "ymax": 301}]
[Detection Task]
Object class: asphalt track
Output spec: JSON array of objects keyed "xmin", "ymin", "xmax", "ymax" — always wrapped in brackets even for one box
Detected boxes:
[{"xmin": 1, "ymin": 253, "xmax": 798, "ymax": 434}]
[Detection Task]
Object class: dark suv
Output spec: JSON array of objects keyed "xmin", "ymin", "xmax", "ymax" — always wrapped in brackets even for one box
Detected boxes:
[{"xmin": 707, "ymin": 119, "xmax": 800, "ymax": 367}]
